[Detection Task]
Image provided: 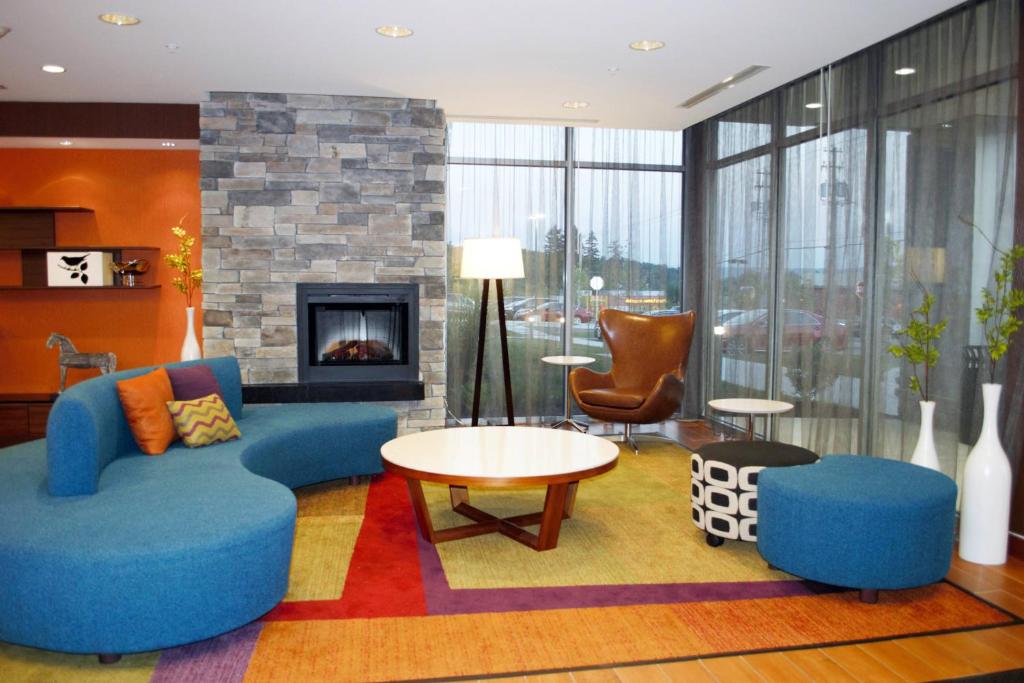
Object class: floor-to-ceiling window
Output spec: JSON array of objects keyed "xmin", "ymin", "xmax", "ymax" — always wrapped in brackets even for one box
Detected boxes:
[
  {"xmin": 446, "ymin": 124, "xmax": 683, "ymax": 422},
  {"xmin": 697, "ymin": 0, "xmax": 1018, "ymax": 480}
]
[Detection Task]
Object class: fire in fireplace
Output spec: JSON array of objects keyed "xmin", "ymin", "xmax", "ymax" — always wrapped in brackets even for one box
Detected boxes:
[{"xmin": 297, "ymin": 283, "xmax": 419, "ymax": 383}]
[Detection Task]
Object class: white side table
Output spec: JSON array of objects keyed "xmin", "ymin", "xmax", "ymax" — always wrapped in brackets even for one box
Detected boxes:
[
  {"xmin": 708, "ymin": 398, "xmax": 794, "ymax": 440},
  {"xmin": 542, "ymin": 355, "xmax": 595, "ymax": 432}
]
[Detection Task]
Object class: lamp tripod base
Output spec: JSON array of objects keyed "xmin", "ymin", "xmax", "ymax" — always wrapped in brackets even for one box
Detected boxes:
[{"xmin": 470, "ymin": 278, "xmax": 515, "ymax": 427}]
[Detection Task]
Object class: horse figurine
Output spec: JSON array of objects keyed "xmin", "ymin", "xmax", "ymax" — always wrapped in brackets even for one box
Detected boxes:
[{"xmin": 45, "ymin": 333, "xmax": 117, "ymax": 393}]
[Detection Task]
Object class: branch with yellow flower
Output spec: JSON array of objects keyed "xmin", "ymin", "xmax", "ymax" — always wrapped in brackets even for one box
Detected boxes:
[{"xmin": 164, "ymin": 217, "xmax": 203, "ymax": 308}]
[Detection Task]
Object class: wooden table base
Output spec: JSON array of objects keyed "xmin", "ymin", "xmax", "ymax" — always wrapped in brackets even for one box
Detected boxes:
[{"xmin": 404, "ymin": 480, "xmax": 579, "ymax": 551}]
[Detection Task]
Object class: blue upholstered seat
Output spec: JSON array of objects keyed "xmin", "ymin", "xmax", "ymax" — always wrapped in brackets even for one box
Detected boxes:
[
  {"xmin": 0, "ymin": 357, "xmax": 396, "ymax": 655},
  {"xmin": 757, "ymin": 455, "xmax": 957, "ymax": 594}
]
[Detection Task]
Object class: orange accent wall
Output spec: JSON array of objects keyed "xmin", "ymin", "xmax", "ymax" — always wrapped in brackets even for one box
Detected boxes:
[{"xmin": 0, "ymin": 149, "xmax": 201, "ymax": 393}]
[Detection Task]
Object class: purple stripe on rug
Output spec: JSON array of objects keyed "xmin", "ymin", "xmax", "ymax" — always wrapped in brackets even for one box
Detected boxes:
[
  {"xmin": 416, "ymin": 532, "xmax": 820, "ymax": 616},
  {"xmin": 150, "ymin": 621, "xmax": 263, "ymax": 683}
]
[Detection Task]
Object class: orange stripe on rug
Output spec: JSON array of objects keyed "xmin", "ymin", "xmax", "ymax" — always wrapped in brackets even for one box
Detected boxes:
[{"xmin": 245, "ymin": 582, "xmax": 1011, "ymax": 682}]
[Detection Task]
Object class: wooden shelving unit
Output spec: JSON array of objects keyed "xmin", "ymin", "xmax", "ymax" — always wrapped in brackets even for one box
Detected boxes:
[
  {"xmin": 0, "ymin": 207, "xmax": 94, "ymax": 249},
  {"xmin": 0, "ymin": 208, "xmax": 161, "ymax": 290}
]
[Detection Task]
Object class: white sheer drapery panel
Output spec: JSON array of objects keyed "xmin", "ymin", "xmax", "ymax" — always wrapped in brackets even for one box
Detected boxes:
[
  {"xmin": 871, "ymin": 0, "xmax": 1017, "ymax": 481},
  {"xmin": 446, "ymin": 123, "xmax": 566, "ymax": 421},
  {"xmin": 707, "ymin": 98, "xmax": 775, "ymax": 404},
  {"xmin": 701, "ymin": 0, "xmax": 1018, "ymax": 477},
  {"xmin": 446, "ymin": 123, "xmax": 684, "ymax": 421}
]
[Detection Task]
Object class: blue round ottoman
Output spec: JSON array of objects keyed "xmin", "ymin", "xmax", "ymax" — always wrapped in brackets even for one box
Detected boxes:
[{"xmin": 757, "ymin": 455, "xmax": 956, "ymax": 603}]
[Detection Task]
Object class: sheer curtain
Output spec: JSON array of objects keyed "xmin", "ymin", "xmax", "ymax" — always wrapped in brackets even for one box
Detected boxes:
[
  {"xmin": 695, "ymin": 0, "xmax": 1019, "ymax": 483},
  {"xmin": 445, "ymin": 123, "xmax": 684, "ymax": 424},
  {"xmin": 446, "ymin": 123, "xmax": 566, "ymax": 421},
  {"xmin": 706, "ymin": 98, "xmax": 775, "ymax": 412},
  {"xmin": 871, "ymin": 0, "xmax": 1018, "ymax": 481},
  {"xmin": 572, "ymin": 128, "xmax": 683, "ymax": 377},
  {"xmin": 775, "ymin": 58, "xmax": 871, "ymax": 455}
]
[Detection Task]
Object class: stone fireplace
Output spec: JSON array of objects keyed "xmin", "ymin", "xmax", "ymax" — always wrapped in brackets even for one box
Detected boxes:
[{"xmin": 199, "ymin": 91, "xmax": 446, "ymax": 433}]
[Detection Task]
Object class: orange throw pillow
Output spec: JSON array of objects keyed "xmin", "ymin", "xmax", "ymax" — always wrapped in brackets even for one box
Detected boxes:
[{"xmin": 116, "ymin": 367, "xmax": 178, "ymax": 455}]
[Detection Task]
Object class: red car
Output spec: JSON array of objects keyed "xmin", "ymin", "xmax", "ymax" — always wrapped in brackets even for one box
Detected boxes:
[{"xmin": 721, "ymin": 309, "xmax": 847, "ymax": 353}]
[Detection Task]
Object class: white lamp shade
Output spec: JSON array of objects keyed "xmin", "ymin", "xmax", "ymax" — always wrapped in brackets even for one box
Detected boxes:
[{"xmin": 459, "ymin": 238, "xmax": 525, "ymax": 279}]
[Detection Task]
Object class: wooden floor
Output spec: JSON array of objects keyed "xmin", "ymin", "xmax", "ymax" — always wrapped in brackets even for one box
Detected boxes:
[
  {"xmin": 582, "ymin": 417, "xmax": 741, "ymax": 452},
  {"xmin": 479, "ymin": 418, "xmax": 1024, "ymax": 683},
  {"xmin": 461, "ymin": 549, "xmax": 1024, "ymax": 683}
]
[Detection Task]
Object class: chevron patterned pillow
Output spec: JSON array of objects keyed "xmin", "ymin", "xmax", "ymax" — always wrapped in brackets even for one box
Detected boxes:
[{"xmin": 166, "ymin": 393, "xmax": 241, "ymax": 448}]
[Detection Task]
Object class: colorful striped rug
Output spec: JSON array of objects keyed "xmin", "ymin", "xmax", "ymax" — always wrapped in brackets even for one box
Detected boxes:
[{"xmin": 0, "ymin": 442, "xmax": 1015, "ymax": 682}]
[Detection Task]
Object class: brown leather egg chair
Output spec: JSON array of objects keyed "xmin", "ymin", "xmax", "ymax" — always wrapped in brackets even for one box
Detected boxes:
[{"xmin": 570, "ymin": 309, "xmax": 696, "ymax": 452}]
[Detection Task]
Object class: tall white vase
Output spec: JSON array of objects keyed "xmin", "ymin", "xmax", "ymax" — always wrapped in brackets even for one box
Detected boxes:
[
  {"xmin": 910, "ymin": 400, "xmax": 940, "ymax": 471},
  {"xmin": 180, "ymin": 306, "xmax": 202, "ymax": 361},
  {"xmin": 959, "ymin": 383, "xmax": 1012, "ymax": 565}
]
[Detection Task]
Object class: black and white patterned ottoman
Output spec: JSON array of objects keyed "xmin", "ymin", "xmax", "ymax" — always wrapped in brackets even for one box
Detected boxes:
[{"xmin": 690, "ymin": 441, "xmax": 817, "ymax": 547}]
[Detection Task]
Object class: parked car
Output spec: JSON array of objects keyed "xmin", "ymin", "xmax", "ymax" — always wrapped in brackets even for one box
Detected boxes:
[
  {"xmin": 647, "ymin": 306, "xmax": 681, "ymax": 317},
  {"xmin": 512, "ymin": 298, "xmax": 557, "ymax": 320},
  {"xmin": 509, "ymin": 296, "xmax": 557, "ymax": 321},
  {"xmin": 502, "ymin": 296, "xmax": 529, "ymax": 317},
  {"xmin": 523, "ymin": 302, "xmax": 594, "ymax": 323},
  {"xmin": 720, "ymin": 308, "xmax": 848, "ymax": 353},
  {"xmin": 717, "ymin": 309, "xmax": 746, "ymax": 324}
]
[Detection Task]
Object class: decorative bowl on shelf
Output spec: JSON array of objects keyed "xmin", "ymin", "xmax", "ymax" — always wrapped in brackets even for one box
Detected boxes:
[{"xmin": 110, "ymin": 259, "xmax": 150, "ymax": 287}]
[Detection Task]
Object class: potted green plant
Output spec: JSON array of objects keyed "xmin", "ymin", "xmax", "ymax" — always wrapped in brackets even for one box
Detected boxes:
[
  {"xmin": 164, "ymin": 218, "xmax": 203, "ymax": 361},
  {"xmin": 960, "ymin": 235, "xmax": 1024, "ymax": 565},
  {"xmin": 887, "ymin": 277, "xmax": 947, "ymax": 471}
]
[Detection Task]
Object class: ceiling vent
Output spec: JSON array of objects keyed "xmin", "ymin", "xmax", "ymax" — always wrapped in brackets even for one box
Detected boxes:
[
  {"xmin": 678, "ymin": 65, "xmax": 769, "ymax": 109},
  {"xmin": 449, "ymin": 114, "xmax": 600, "ymax": 125}
]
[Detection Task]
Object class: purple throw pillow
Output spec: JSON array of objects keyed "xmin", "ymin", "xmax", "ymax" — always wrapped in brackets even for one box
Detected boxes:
[{"xmin": 166, "ymin": 365, "xmax": 225, "ymax": 404}]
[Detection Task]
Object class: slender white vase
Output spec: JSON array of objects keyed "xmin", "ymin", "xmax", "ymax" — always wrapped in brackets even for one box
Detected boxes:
[
  {"xmin": 910, "ymin": 400, "xmax": 940, "ymax": 471},
  {"xmin": 180, "ymin": 306, "xmax": 202, "ymax": 361},
  {"xmin": 959, "ymin": 383, "xmax": 1012, "ymax": 565}
]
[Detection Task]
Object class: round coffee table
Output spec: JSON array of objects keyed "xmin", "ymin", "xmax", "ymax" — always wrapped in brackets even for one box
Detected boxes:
[
  {"xmin": 381, "ymin": 426, "xmax": 619, "ymax": 551},
  {"xmin": 708, "ymin": 398, "xmax": 794, "ymax": 440},
  {"xmin": 541, "ymin": 355, "xmax": 595, "ymax": 432}
]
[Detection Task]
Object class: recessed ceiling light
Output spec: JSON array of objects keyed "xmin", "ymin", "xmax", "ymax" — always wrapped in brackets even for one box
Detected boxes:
[
  {"xmin": 42, "ymin": 64, "xmax": 66, "ymax": 74},
  {"xmin": 562, "ymin": 100, "xmax": 590, "ymax": 109},
  {"xmin": 894, "ymin": 67, "xmax": 916, "ymax": 76},
  {"xmin": 161, "ymin": 141, "xmax": 176, "ymax": 147},
  {"xmin": 940, "ymin": 122, "xmax": 953, "ymax": 128},
  {"xmin": 165, "ymin": 42, "xmax": 180, "ymax": 53},
  {"xmin": 0, "ymin": 26, "xmax": 11, "ymax": 39},
  {"xmin": 805, "ymin": 102, "xmax": 823, "ymax": 109},
  {"xmin": 59, "ymin": 140, "xmax": 73, "ymax": 146},
  {"xmin": 98, "ymin": 13, "xmax": 141, "ymax": 26},
  {"xmin": 375, "ymin": 25, "xmax": 413, "ymax": 38},
  {"xmin": 607, "ymin": 66, "xmax": 620, "ymax": 75},
  {"xmin": 629, "ymin": 40, "xmax": 665, "ymax": 52}
]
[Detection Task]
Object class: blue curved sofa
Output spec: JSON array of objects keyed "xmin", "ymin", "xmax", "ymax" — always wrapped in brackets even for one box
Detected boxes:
[{"xmin": 0, "ymin": 356, "xmax": 396, "ymax": 658}]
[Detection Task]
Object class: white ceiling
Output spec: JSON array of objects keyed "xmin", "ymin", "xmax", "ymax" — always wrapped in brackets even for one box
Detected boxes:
[{"xmin": 0, "ymin": 0, "xmax": 963, "ymax": 131}]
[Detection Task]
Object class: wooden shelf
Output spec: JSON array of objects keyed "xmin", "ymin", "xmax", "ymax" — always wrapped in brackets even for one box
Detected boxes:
[
  {"xmin": 0, "ymin": 206, "xmax": 94, "ymax": 213},
  {"xmin": 10, "ymin": 245, "xmax": 159, "ymax": 252},
  {"xmin": 0, "ymin": 285, "xmax": 160, "ymax": 291},
  {"xmin": 0, "ymin": 206, "xmax": 95, "ymax": 249}
]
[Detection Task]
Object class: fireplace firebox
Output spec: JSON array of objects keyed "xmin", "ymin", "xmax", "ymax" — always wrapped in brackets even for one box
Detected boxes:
[{"xmin": 297, "ymin": 283, "xmax": 419, "ymax": 383}]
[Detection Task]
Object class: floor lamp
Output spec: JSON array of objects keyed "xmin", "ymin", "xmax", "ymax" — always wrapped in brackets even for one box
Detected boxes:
[{"xmin": 460, "ymin": 237, "xmax": 525, "ymax": 426}]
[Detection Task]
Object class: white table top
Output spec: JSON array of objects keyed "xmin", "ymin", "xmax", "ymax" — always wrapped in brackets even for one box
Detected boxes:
[
  {"xmin": 381, "ymin": 426, "xmax": 618, "ymax": 480},
  {"xmin": 541, "ymin": 355, "xmax": 596, "ymax": 366},
  {"xmin": 708, "ymin": 398, "xmax": 794, "ymax": 415}
]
